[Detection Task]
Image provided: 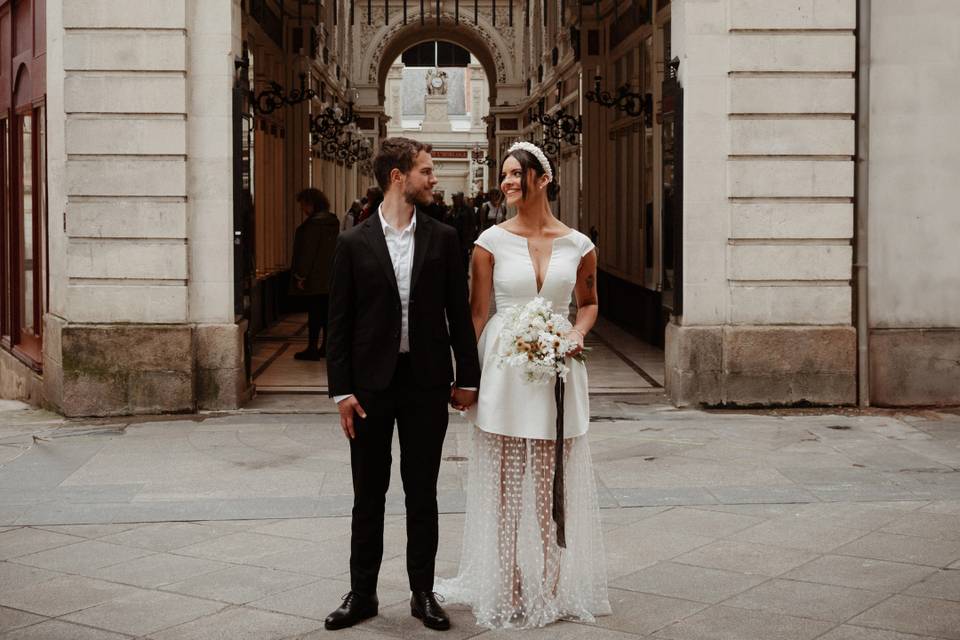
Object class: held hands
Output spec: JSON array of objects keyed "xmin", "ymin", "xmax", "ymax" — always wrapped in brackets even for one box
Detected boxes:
[
  {"xmin": 450, "ymin": 387, "xmax": 478, "ymax": 412},
  {"xmin": 337, "ymin": 396, "xmax": 367, "ymax": 439},
  {"xmin": 564, "ymin": 328, "xmax": 586, "ymax": 357}
]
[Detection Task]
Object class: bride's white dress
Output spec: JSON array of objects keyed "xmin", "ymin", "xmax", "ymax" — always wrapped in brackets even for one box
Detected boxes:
[{"xmin": 436, "ymin": 225, "xmax": 611, "ymax": 629}]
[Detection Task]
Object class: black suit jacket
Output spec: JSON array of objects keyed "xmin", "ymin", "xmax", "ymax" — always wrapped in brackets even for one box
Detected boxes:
[{"xmin": 326, "ymin": 208, "xmax": 481, "ymax": 400}]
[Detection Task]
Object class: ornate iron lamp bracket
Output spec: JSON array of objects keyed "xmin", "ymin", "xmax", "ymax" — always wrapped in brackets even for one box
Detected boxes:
[
  {"xmin": 585, "ymin": 75, "xmax": 653, "ymax": 127},
  {"xmin": 252, "ymin": 73, "xmax": 317, "ymax": 114},
  {"xmin": 309, "ymin": 99, "xmax": 357, "ymax": 146}
]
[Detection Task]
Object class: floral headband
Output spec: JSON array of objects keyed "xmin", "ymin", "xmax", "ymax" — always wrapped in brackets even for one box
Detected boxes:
[{"xmin": 507, "ymin": 141, "xmax": 553, "ymax": 183}]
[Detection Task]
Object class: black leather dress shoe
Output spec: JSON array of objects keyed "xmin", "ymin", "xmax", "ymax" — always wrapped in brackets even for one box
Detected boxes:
[
  {"xmin": 410, "ymin": 591, "xmax": 450, "ymax": 630},
  {"xmin": 324, "ymin": 592, "xmax": 378, "ymax": 630}
]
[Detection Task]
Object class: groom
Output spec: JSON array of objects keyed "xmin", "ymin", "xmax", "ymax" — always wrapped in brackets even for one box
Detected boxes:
[{"xmin": 325, "ymin": 137, "xmax": 481, "ymax": 631}]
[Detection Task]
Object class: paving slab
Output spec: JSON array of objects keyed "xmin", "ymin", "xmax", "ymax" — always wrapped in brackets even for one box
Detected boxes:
[
  {"xmin": 0, "ymin": 619, "xmax": 132, "ymax": 639},
  {"xmin": 672, "ymin": 540, "xmax": 819, "ymax": 577},
  {"xmin": 611, "ymin": 561, "xmax": 767, "ymax": 604},
  {"xmin": 60, "ymin": 588, "xmax": 225, "ymax": 637},
  {"xmin": 0, "ymin": 528, "xmax": 83, "ymax": 561},
  {"xmin": 87, "ymin": 553, "xmax": 229, "ymax": 589},
  {"xmin": 0, "ymin": 575, "xmax": 136, "ymax": 617},
  {"xmin": 817, "ymin": 625, "xmax": 948, "ymax": 640},
  {"xmin": 850, "ymin": 594, "xmax": 960, "ymax": 639},
  {"xmin": 903, "ymin": 568, "xmax": 960, "ymax": 601},
  {"xmin": 97, "ymin": 522, "xmax": 231, "ymax": 552},
  {"xmin": 782, "ymin": 555, "xmax": 937, "ymax": 593},
  {"xmin": 833, "ymin": 531, "xmax": 960, "ymax": 567},
  {"xmin": 161, "ymin": 564, "xmax": 319, "ymax": 604},
  {"xmin": 731, "ymin": 518, "xmax": 868, "ymax": 553},
  {"xmin": 11, "ymin": 539, "xmax": 153, "ymax": 575},
  {"xmin": 595, "ymin": 588, "xmax": 709, "ymax": 636},
  {"xmin": 722, "ymin": 578, "xmax": 888, "ymax": 622},
  {"xmin": 0, "ymin": 607, "xmax": 46, "ymax": 634},
  {"xmin": 651, "ymin": 604, "xmax": 834, "ymax": 640},
  {"xmin": 148, "ymin": 606, "xmax": 324, "ymax": 640},
  {"xmin": 0, "ymin": 562, "xmax": 64, "ymax": 594}
]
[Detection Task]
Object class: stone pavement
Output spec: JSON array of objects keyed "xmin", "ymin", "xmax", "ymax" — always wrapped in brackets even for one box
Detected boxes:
[{"xmin": 1, "ymin": 397, "xmax": 960, "ymax": 639}]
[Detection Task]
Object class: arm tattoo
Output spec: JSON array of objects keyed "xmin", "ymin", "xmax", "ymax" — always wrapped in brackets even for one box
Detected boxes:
[{"xmin": 586, "ymin": 275, "xmax": 595, "ymax": 292}]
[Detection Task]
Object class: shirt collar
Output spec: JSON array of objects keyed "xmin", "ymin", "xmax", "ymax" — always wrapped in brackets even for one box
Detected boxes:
[{"xmin": 378, "ymin": 204, "xmax": 416, "ymax": 236}]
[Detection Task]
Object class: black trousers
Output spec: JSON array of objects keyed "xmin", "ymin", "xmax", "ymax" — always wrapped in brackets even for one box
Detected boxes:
[
  {"xmin": 349, "ymin": 353, "xmax": 450, "ymax": 596},
  {"xmin": 305, "ymin": 294, "xmax": 329, "ymax": 350}
]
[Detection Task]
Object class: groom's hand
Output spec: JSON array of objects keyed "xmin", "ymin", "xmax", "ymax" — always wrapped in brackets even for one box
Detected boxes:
[
  {"xmin": 450, "ymin": 388, "xmax": 478, "ymax": 411},
  {"xmin": 337, "ymin": 396, "xmax": 367, "ymax": 439}
]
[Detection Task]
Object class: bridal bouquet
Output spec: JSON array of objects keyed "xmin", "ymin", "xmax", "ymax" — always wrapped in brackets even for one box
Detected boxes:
[{"xmin": 496, "ymin": 297, "xmax": 585, "ymax": 384}]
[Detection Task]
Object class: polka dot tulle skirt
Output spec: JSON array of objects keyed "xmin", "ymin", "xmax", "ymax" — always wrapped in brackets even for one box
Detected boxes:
[{"xmin": 436, "ymin": 427, "xmax": 611, "ymax": 629}]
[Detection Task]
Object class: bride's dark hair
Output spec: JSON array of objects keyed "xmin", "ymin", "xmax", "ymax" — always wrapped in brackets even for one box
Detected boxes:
[{"xmin": 501, "ymin": 149, "xmax": 560, "ymax": 202}]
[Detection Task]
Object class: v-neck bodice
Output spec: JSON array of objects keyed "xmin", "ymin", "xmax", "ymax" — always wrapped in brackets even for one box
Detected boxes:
[
  {"xmin": 476, "ymin": 225, "xmax": 595, "ymax": 312},
  {"xmin": 467, "ymin": 224, "xmax": 596, "ymax": 441}
]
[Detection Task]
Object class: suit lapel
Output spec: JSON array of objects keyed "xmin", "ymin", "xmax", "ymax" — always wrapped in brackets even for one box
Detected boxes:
[
  {"xmin": 410, "ymin": 208, "xmax": 433, "ymax": 291},
  {"xmin": 362, "ymin": 216, "xmax": 401, "ymax": 300}
]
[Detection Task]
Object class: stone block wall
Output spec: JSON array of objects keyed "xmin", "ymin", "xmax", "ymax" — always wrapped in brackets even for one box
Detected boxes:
[
  {"xmin": 38, "ymin": 0, "xmax": 249, "ymax": 415},
  {"xmin": 668, "ymin": 0, "xmax": 858, "ymax": 406},
  {"xmin": 867, "ymin": 0, "xmax": 960, "ymax": 406}
]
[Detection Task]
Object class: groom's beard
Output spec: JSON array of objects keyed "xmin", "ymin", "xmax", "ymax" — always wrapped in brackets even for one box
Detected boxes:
[{"xmin": 404, "ymin": 183, "xmax": 433, "ymax": 208}]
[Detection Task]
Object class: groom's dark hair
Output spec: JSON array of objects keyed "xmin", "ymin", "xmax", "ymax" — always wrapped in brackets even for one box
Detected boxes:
[{"xmin": 374, "ymin": 137, "xmax": 433, "ymax": 192}]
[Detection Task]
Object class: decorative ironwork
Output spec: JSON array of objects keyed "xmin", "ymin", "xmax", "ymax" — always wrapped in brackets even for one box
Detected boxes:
[
  {"xmin": 309, "ymin": 89, "xmax": 360, "ymax": 145},
  {"xmin": 585, "ymin": 74, "xmax": 653, "ymax": 126},
  {"xmin": 317, "ymin": 128, "xmax": 373, "ymax": 168},
  {"xmin": 471, "ymin": 143, "xmax": 497, "ymax": 168},
  {"xmin": 528, "ymin": 87, "xmax": 582, "ymax": 156},
  {"xmin": 252, "ymin": 73, "xmax": 317, "ymax": 114}
]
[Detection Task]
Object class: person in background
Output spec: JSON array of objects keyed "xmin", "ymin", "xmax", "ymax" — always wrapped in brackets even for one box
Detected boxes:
[
  {"xmin": 425, "ymin": 191, "xmax": 448, "ymax": 222},
  {"xmin": 480, "ymin": 188, "xmax": 506, "ymax": 230},
  {"xmin": 357, "ymin": 187, "xmax": 383, "ymax": 225},
  {"xmin": 450, "ymin": 192, "xmax": 477, "ymax": 273},
  {"xmin": 290, "ymin": 188, "xmax": 340, "ymax": 360},
  {"xmin": 342, "ymin": 199, "xmax": 362, "ymax": 231}
]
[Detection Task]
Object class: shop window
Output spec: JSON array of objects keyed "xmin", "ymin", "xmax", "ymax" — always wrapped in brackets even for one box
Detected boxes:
[{"xmin": 1, "ymin": 0, "xmax": 46, "ymax": 366}]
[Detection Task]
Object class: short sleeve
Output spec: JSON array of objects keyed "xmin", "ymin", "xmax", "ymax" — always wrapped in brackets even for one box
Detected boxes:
[
  {"xmin": 577, "ymin": 231, "xmax": 596, "ymax": 257},
  {"xmin": 475, "ymin": 226, "xmax": 497, "ymax": 254}
]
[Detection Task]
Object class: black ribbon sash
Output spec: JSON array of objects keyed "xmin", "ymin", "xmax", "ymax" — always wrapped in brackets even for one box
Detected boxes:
[{"xmin": 552, "ymin": 374, "xmax": 566, "ymax": 548}]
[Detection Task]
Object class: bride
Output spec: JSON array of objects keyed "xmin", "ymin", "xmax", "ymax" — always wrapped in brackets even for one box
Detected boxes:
[{"xmin": 437, "ymin": 141, "xmax": 610, "ymax": 628}]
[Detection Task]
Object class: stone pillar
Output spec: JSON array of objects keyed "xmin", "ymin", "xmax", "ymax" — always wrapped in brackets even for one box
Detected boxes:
[
  {"xmin": 42, "ymin": 0, "xmax": 248, "ymax": 416},
  {"xmin": 867, "ymin": 1, "xmax": 960, "ymax": 406},
  {"xmin": 384, "ymin": 63, "xmax": 403, "ymax": 135},
  {"xmin": 666, "ymin": 0, "xmax": 858, "ymax": 406}
]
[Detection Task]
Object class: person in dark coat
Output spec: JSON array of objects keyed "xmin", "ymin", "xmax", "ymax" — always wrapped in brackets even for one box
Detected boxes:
[
  {"xmin": 425, "ymin": 192, "xmax": 448, "ymax": 223},
  {"xmin": 449, "ymin": 192, "xmax": 477, "ymax": 273},
  {"xmin": 290, "ymin": 188, "xmax": 340, "ymax": 359},
  {"xmin": 356, "ymin": 187, "xmax": 383, "ymax": 225}
]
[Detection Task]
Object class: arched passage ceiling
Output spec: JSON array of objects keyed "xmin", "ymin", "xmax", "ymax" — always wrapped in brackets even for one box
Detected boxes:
[{"xmin": 366, "ymin": 15, "xmax": 514, "ymax": 105}]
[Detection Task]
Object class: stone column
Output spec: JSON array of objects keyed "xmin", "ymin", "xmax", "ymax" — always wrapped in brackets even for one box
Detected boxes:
[
  {"xmin": 43, "ymin": 0, "xmax": 247, "ymax": 416},
  {"xmin": 666, "ymin": 0, "xmax": 857, "ymax": 406},
  {"xmin": 867, "ymin": 0, "xmax": 960, "ymax": 405}
]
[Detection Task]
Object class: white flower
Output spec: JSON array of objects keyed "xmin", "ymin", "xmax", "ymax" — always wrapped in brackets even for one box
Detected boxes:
[{"xmin": 496, "ymin": 297, "xmax": 579, "ymax": 385}]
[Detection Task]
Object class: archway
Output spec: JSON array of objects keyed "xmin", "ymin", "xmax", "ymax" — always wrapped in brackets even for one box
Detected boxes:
[{"xmin": 362, "ymin": 13, "xmax": 515, "ymax": 106}]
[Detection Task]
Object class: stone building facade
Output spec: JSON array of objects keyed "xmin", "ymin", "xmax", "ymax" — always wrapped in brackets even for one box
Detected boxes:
[{"xmin": 1, "ymin": 0, "xmax": 957, "ymax": 415}]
